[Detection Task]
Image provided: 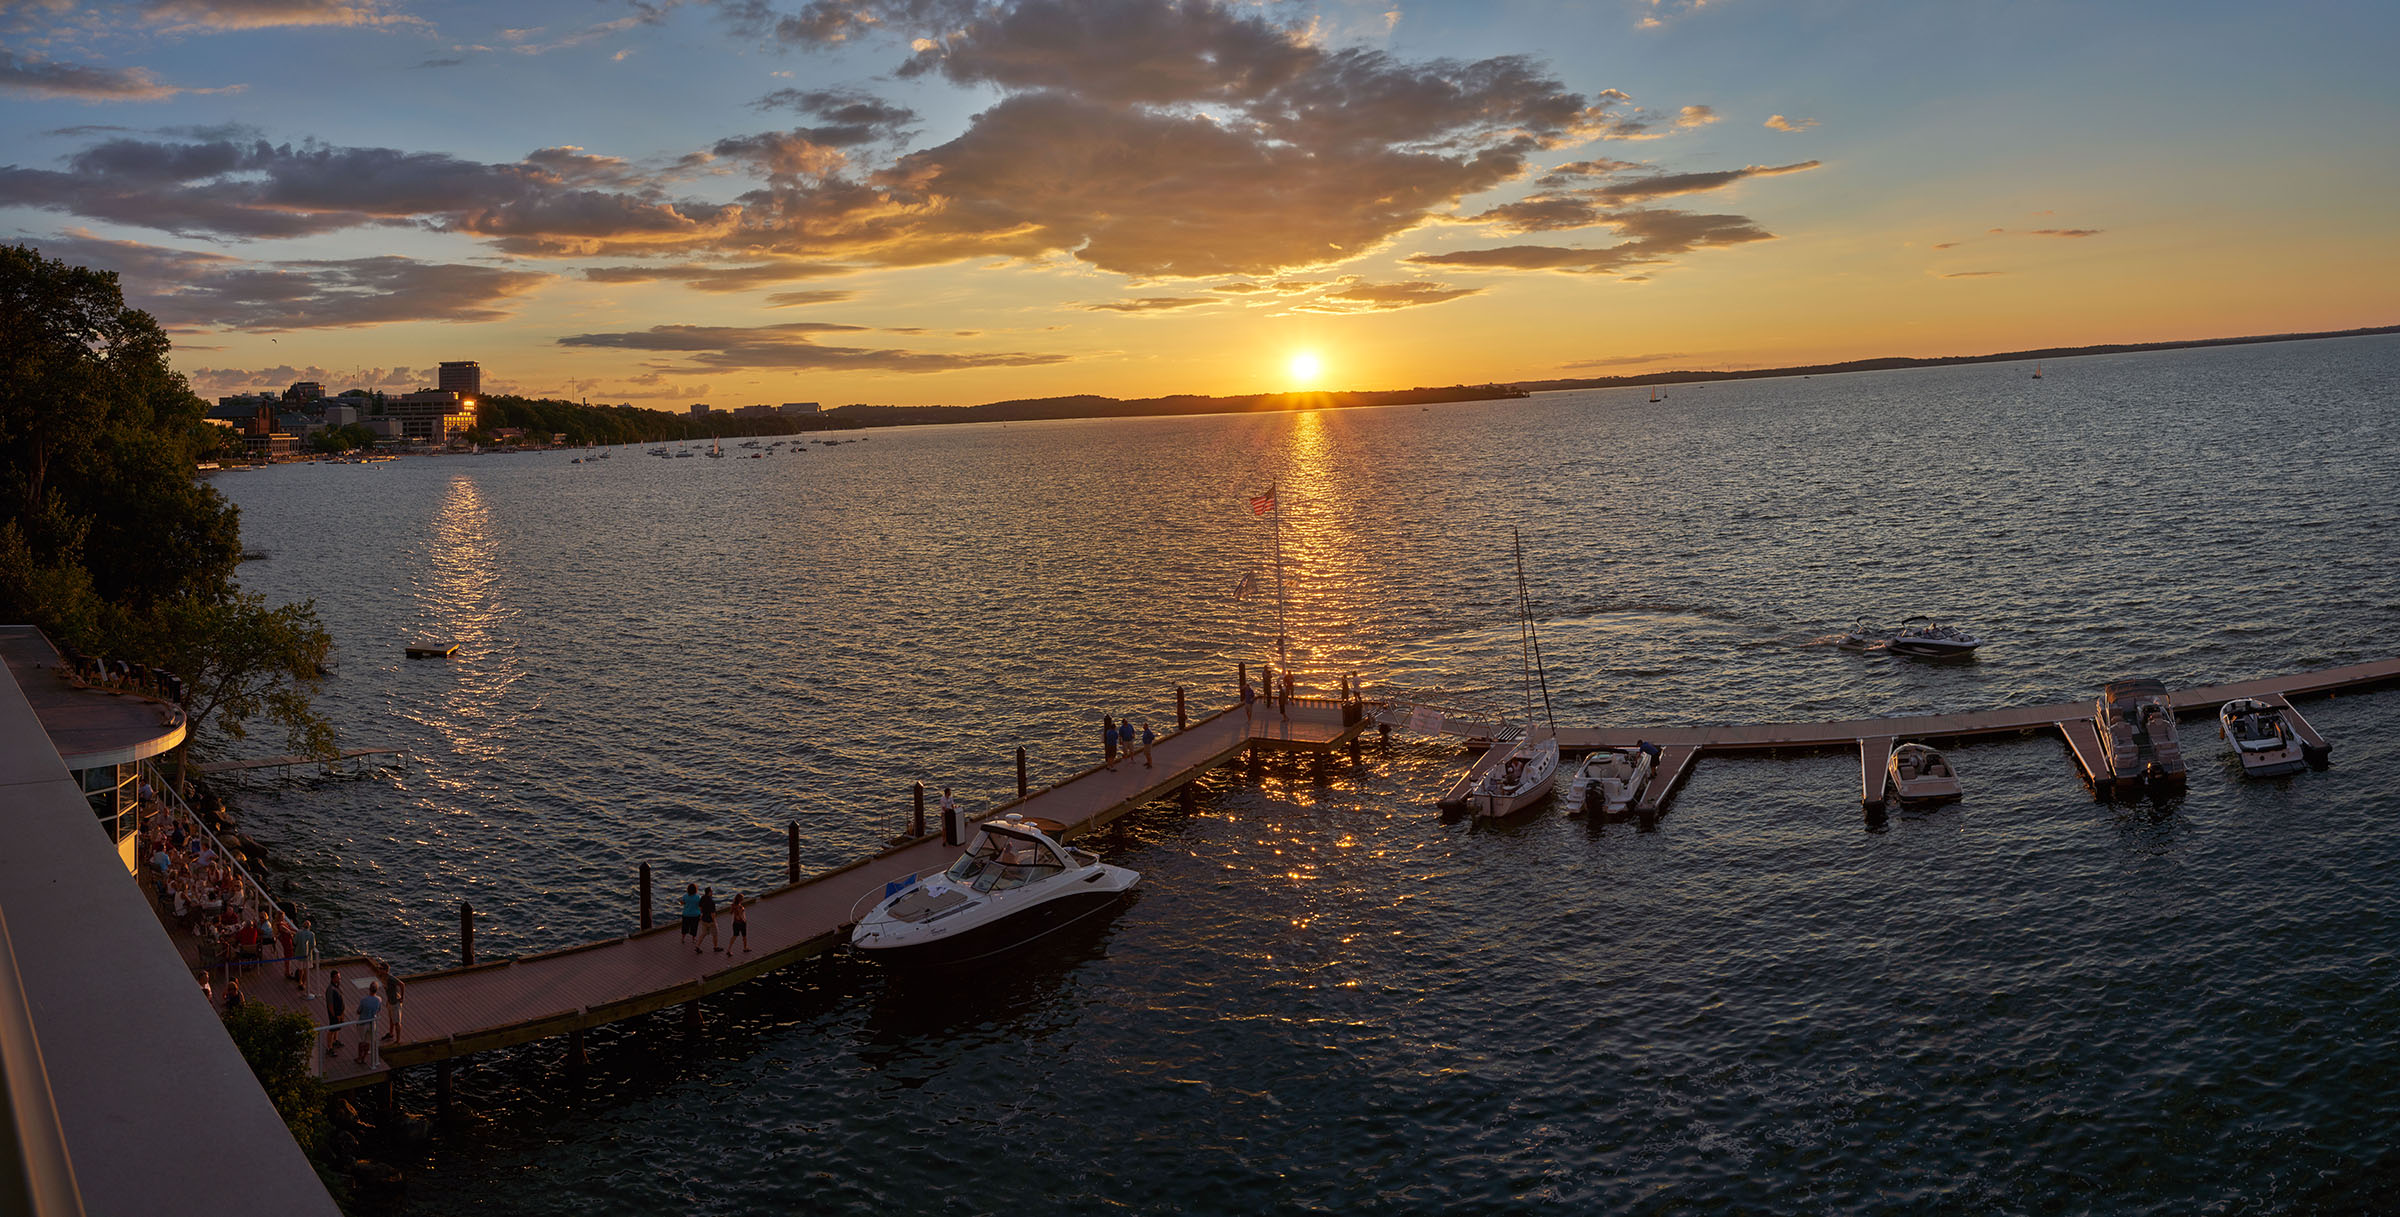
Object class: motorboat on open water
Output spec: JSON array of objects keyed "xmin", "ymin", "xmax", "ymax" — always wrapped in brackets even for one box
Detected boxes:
[
  {"xmin": 2218, "ymin": 698, "xmax": 2309, "ymax": 778},
  {"xmin": 1564, "ymin": 747, "xmax": 1653, "ymax": 816},
  {"xmin": 850, "ymin": 814, "xmax": 1138, "ymax": 965},
  {"xmin": 1473, "ymin": 528, "xmax": 1560, "ymax": 819},
  {"xmin": 2094, "ymin": 678, "xmax": 2186, "ymax": 797},
  {"xmin": 1885, "ymin": 616, "xmax": 1982, "ymax": 659},
  {"xmin": 1886, "ymin": 742, "xmax": 1963, "ymax": 807}
]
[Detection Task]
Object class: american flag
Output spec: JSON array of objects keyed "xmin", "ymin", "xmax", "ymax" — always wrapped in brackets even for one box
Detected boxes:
[
  {"xmin": 1233, "ymin": 571, "xmax": 1257, "ymax": 599},
  {"xmin": 1250, "ymin": 491, "xmax": 1275, "ymax": 516}
]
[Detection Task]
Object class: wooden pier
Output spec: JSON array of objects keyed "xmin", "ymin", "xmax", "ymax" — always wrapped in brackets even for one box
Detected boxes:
[
  {"xmin": 225, "ymin": 657, "xmax": 2396, "ymax": 1094},
  {"xmin": 242, "ymin": 694, "xmax": 1374, "ymax": 1091}
]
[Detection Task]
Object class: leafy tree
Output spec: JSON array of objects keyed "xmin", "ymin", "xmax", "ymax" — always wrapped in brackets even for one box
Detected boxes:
[
  {"xmin": 1, "ymin": 243, "xmax": 332, "ymax": 754},
  {"xmin": 220, "ymin": 1000, "xmax": 331, "ymax": 1156}
]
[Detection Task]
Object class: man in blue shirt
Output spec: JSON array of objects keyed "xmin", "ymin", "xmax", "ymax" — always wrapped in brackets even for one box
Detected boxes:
[
  {"xmin": 353, "ymin": 983, "xmax": 383, "ymax": 1064},
  {"xmin": 681, "ymin": 882, "xmax": 703, "ymax": 952}
]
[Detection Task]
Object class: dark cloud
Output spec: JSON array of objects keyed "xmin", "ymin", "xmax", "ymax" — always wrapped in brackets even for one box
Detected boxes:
[
  {"xmin": 182, "ymin": 363, "xmax": 425, "ymax": 397},
  {"xmin": 2027, "ymin": 228, "xmax": 2101, "ymax": 237},
  {"xmin": 752, "ymin": 88, "xmax": 918, "ymax": 136},
  {"xmin": 555, "ymin": 320, "xmax": 1069, "ymax": 372},
  {"xmin": 895, "ymin": 0, "xmax": 1317, "ymax": 105},
  {"xmin": 1083, "ymin": 296, "xmax": 1215, "ymax": 312},
  {"xmin": 763, "ymin": 288, "xmax": 858, "ymax": 306},
  {"xmin": 1473, "ymin": 161, "xmax": 1819, "ymax": 234},
  {"xmin": 1538, "ymin": 157, "xmax": 1643, "ymax": 186},
  {"xmin": 1287, "ymin": 277, "xmax": 1481, "ymax": 312},
  {"xmin": 0, "ymin": 50, "xmax": 184, "ymax": 100},
  {"xmin": 0, "ymin": 136, "xmax": 737, "ymax": 246},
  {"xmin": 581, "ymin": 260, "xmax": 850, "ymax": 290},
  {"xmin": 1581, "ymin": 160, "xmax": 1819, "ymax": 204},
  {"xmin": 142, "ymin": 0, "xmax": 411, "ymax": 30},
  {"xmin": 1559, "ymin": 351, "xmax": 1690, "ymax": 369},
  {"xmin": 412, "ymin": 57, "xmax": 468, "ymax": 69},
  {"xmin": 25, "ymin": 231, "xmax": 550, "ymax": 330},
  {"xmin": 1410, "ymin": 208, "xmax": 1775, "ymax": 275}
]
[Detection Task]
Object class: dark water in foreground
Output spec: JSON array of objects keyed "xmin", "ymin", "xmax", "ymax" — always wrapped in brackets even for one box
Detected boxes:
[{"xmin": 218, "ymin": 336, "xmax": 2400, "ymax": 1213}]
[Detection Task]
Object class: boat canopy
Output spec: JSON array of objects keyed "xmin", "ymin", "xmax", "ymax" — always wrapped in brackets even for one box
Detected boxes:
[{"xmin": 943, "ymin": 822, "xmax": 1071, "ymax": 892}]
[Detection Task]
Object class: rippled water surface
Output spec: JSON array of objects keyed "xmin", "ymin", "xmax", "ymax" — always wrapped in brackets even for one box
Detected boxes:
[{"xmin": 217, "ymin": 336, "xmax": 2400, "ymax": 1214}]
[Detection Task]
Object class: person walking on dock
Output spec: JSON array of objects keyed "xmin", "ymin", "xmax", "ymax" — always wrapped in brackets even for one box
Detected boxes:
[
  {"xmin": 323, "ymin": 968, "xmax": 346, "ymax": 1054},
  {"xmin": 700, "ymin": 885, "xmax": 722, "ymax": 952},
  {"xmin": 353, "ymin": 982, "xmax": 383, "ymax": 1065},
  {"xmin": 681, "ymin": 882, "xmax": 703, "ymax": 951},
  {"xmin": 1141, "ymin": 721, "xmax": 1156, "ymax": 768},
  {"xmin": 729, "ymin": 893, "xmax": 750, "ymax": 952}
]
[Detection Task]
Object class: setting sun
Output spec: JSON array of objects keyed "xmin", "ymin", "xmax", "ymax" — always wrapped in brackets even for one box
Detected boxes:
[{"xmin": 1287, "ymin": 351, "xmax": 1324, "ymax": 388}]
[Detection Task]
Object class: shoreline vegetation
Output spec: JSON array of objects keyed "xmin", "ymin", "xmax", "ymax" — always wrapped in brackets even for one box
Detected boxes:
[{"xmin": 1509, "ymin": 323, "xmax": 2400, "ymax": 393}]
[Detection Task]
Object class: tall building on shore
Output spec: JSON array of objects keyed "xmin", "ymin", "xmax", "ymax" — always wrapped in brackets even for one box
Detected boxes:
[{"xmin": 438, "ymin": 360, "xmax": 482, "ymax": 398}]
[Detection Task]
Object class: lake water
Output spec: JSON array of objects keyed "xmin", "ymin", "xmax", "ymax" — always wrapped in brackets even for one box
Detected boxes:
[{"xmin": 216, "ymin": 335, "xmax": 2400, "ymax": 1214}]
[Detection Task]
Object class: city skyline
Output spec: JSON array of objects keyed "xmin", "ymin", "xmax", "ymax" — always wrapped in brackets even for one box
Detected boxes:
[{"xmin": 3, "ymin": 0, "xmax": 2393, "ymax": 407}]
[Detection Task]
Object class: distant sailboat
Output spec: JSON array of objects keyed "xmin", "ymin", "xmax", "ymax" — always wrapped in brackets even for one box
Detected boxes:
[
  {"xmin": 2032, "ymin": 364, "xmax": 2043, "ymax": 379},
  {"xmin": 1648, "ymin": 386, "xmax": 1660, "ymax": 403}
]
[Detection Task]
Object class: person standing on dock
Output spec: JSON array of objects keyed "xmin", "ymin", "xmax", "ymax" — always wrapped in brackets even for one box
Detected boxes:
[
  {"xmin": 681, "ymin": 882, "xmax": 703, "ymax": 951},
  {"xmin": 699, "ymin": 885, "xmax": 722, "ymax": 952},
  {"xmin": 293, "ymin": 918, "xmax": 317, "ymax": 991},
  {"xmin": 1102, "ymin": 717, "xmax": 1119, "ymax": 771},
  {"xmin": 1141, "ymin": 721, "xmax": 1156, "ymax": 768},
  {"xmin": 1280, "ymin": 668, "xmax": 1294, "ymax": 718},
  {"xmin": 1242, "ymin": 677, "xmax": 1256, "ymax": 718},
  {"xmin": 729, "ymin": 893, "xmax": 750, "ymax": 952},
  {"xmin": 323, "ymin": 968, "xmax": 345, "ymax": 1054},
  {"xmin": 353, "ymin": 983, "xmax": 382, "ymax": 1065},
  {"xmin": 1117, "ymin": 718, "xmax": 1136, "ymax": 764}
]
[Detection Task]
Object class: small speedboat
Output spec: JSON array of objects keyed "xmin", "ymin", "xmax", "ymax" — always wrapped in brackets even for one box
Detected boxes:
[
  {"xmin": 1886, "ymin": 616, "xmax": 1981, "ymax": 659},
  {"xmin": 2218, "ymin": 698, "xmax": 2308, "ymax": 777},
  {"xmin": 850, "ymin": 815, "xmax": 1138, "ymax": 965},
  {"xmin": 1564, "ymin": 747, "xmax": 1653, "ymax": 816},
  {"xmin": 1886, "ymin": 742, "xmax": 1963, "ymax": 807},
  {"xmin": 2095, "ymin": 678, "xmax": 2185, "ymax": 797}
]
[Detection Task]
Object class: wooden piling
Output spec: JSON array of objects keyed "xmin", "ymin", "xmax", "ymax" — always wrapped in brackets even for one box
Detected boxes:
[
  {"xmin": 459, "ymin": 900, "xmax": 474, "ymax": 967},
  {"xmin": 639, "ymin": 862, "xmax": 652, "ymax": 929},
  {"xmin": 568, "ymin": 1027, "xmax": 588, "ymax": 1070},
  {"xmin": 683, "ymin": 1000, "xmax": 702, "ymax": 1034},
  {"xmin": 435, "ymin": 1060, "xmax": 452, "ymax": 1114},
  {"xmin": 1176, "ymin": 686, "xmax": 1187, "ymax": 730},
  {"xmin": 1016, "ymin": 746, "xmax": 1028, "ymax": 797},
  {"xmin": 786, "ymin": 822, "xmax": 799, "ymax": 884},
  {"xmin": 912, "ymin": 781, "xmax": 926, "ymax": 837},
  {"xmin": 1103, "ymin": 715, "xmax": 1116, "ymax": 762}
]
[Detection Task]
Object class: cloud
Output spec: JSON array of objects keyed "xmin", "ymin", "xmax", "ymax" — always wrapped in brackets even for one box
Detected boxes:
[
  {"xmin": 1285, "ymin": 277, "xmax": 1482, "ymax": 312},
  {"xmin": 1934, "ymin": 226, "xmax": 2103, "ymax": 249},
  {"xmin": 1559, "ymin": 351, "xmax": 1690, "ymax": 369},
  {"xmin": 1409, "ymin": 208, "xmax": 1776, "ymax": 275},
  {"xmin": 1764, "ymin": 114, "xmax": 1817, "ymax": 133},
  {"xmin": 141, "ymin": 0, "xmax": 413, "ymax": 31},
  {"xmin": 411, "ymin": 56, "xmax": 467, "ymax": 69},
  {"xmin": 1469, "ymin": 161, "xmax": 1818, "ymax": 235},
  {"xmin": 1084, "ymin": 296, "xmax": 1216, "ymax": 313},
  {"xmin": 1675, "ymin": 104, "xmax": 1717, "ymax": 127},
  {"xmin": 1538, "ymin": 157, "xmax": 1643, "ymax": 186},
  {"xmin": 581, "ymin": 260, "xmax": 851, "ymax": 290},
  {"xmin": 555, "ymin": 320, "xmax": 1069, "ymax": 372},
  {"xmin": 0, "ymin": 135, "xmax": 740, "ymax": 247},
  {"xmin": 763, "ymin": 288, "xmax": 859, "ymax": 306},
  {"xmin": 1939, "ymin": 270, "xmax": 2006, "ymax": 278},
  {"xmin": 2027, "ymin": 227, "xmax": 2101, "ymax": 238},
  {"xmin": 181, "ymin": 363, "xmax": 426, "ymax": 397},
  {"xmin": 25, "ymin": 231, "xmax": 550, "ymax": 330},
  {"xmin": 1931, "ymin": 241, "xmax": 1958, "ymax": 250},
  {"xmin": 0, "ymin": 50, "xmax": 206, "ymax": 101}
]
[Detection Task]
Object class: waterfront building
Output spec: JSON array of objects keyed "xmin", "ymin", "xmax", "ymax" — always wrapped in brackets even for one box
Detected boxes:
[
  {"xmin": 322, "ymin": 404, "xmax": 359, "ymax": 426},
  {"xmin": 389, "ymin": 389, "xmax": 476, "ymax": 442},
  {"xmin": 285, "ymin": 381, "xmax": 324, "ymax": 402},
  {"xmin": 689, "ymin": 403, "xmax": 713, "ymax": 416},
  {"xmin": 438, "ymin": 360, "xmax": 481, "ymax": 398}
]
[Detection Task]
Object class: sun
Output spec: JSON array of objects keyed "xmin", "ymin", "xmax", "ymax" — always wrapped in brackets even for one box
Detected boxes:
[{"xmin": 1287, "ymin": 350, "xmax": 1324, "ymax": 388}]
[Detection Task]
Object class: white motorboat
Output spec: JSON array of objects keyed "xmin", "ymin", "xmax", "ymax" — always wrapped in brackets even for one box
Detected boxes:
[
  {"xmin": 1473, "ymin": 528, "xmax": 1561, "ymax": 819},
  {"xmin": 1886, "ymin": 616, "xmax": 1981, "ymax": 659},
  {"xmin": 1886, "ymin": 742, "xmax": 1963, "ymax": 806},
  {"xmin": 2218, "ymin": 698, "xmax": 2308, "ymax": 778},
  {"xmin": 2094, "ymin": 678, "xmax": 2185, "ymax": 797},
  {"xmin": 1564, "ymin": 747, "xmax": 1653, "ymax": 816},
  {"xmin": 1831, "ymin": 617, "xmax": 1885, "ymax": 651},
  {"xmin": 850, "ymin": 814, "xmax": 1138, "ymax": 965}
]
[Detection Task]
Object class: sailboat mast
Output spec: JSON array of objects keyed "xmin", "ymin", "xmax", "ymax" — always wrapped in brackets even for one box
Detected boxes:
[
  {"xmin": 1511, "ymin": 527, "xmax": 1556, "ymax": 733},
  {"xmin": 1272, "ymin": 479, "xmax": 1289, "ymax": 669}
]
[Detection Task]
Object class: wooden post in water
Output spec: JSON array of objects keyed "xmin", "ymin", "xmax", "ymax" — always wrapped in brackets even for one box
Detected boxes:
[
  {"xmin": 459, "ymin": 900, "xmax": 474, "ymax": 967},
  {"xmin": 912, "ymin": 781, "xmax": 926, "ymax": 838},
  {"xmin": 1176, "ymin": 686, "xmax": 1187, "ymax": 730},
  {"xmin": 1016, "ymin": 747, "xmax": 1028, "ymax": 797},
  {"xmin": 683, "ymin": 999, "xmax": 702, "ymax": 1035},
  {"xmin": 639, "ymin": 862, "xmax": 652, "ymax": 929},
  {"xmin": 786, "ymin": 822, "xmax": 799, "ymax": 884},
  {"xmin": 1103, "ymin": 715, "xmax": 1116, "ymax": 763},
  {"xmin": 568, "ymin": 1027, "xmax": 588, "ymax": 1070},
  {"xmin": 435, "ymin": 1060, "xmax": 452, "ymax": 1115},
  {"xmin": 1379, "ymin": 723, "xmax": 1390, "ymax": 751}
]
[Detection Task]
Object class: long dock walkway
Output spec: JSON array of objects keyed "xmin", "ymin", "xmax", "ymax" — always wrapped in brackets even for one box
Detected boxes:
[{"xmin": 247, "ymin": 697, "xmax": 1373, "ymax": 1090}]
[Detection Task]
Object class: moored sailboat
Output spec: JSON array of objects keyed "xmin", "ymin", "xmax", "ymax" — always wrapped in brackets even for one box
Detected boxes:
[{"xmin": 1474, "ymin": 528, "xmax": 1560, "ymax": 819}]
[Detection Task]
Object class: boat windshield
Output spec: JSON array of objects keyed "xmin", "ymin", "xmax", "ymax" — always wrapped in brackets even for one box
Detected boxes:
[{"xmin": 944, "ymin": 829, "xmax": 1065, "ymax": 893}]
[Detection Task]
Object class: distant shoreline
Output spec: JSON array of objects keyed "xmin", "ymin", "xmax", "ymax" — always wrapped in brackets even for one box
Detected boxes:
[{"xmin": 1509, "ymin": 323, "xmax": 2400, "ymax": 393}]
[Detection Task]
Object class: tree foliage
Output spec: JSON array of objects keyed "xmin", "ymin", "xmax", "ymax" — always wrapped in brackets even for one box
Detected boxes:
[
  {"xmin": 219, "ymin": 1001, "xmax": 332, "ymax": 1157},
  {"xmin": 0, "ymin": 243, "xmax": 331, "ymax": 754}
]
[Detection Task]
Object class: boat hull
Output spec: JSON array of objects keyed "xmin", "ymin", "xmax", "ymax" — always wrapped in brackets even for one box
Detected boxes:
[
  {"xmin": 1885, "ymin": 638, "xmax": 1978, "ymax": 659},
  {"xmin": 854, "ymin": 882, "xmax": 1134, "ymax": 966}
]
